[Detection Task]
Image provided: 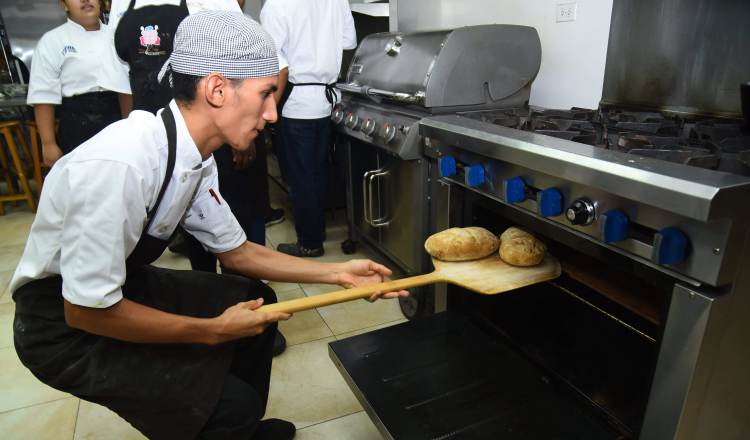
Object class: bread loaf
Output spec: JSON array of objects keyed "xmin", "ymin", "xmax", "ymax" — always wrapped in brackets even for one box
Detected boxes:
[
  {"xmin": 499, "ymin": 227, "xmax": 546, "ymax": 266},
  {"xmin": 424, "ymin": 227, "xmax": 499, "ymax": 261}
]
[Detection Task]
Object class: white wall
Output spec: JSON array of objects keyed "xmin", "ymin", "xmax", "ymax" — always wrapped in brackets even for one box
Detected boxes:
[{"xmin": 394, "ymin": 0, "xmax": 613, "ymax": 110}]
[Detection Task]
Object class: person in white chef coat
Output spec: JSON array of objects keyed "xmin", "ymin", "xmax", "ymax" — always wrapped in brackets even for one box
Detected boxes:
[
  {"xmin": 260, "ymin": 0, "xmax": 357, "ymax": 257},
  {"xmin": 28, "ymin": 0, "xmax": 129, "ymax": 167},
  {"xmin": 11, "ymin": 12, "xmax": 407, "ymax": 440}
]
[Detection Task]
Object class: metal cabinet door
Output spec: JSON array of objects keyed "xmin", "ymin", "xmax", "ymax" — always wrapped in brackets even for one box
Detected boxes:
[
  {"xmin": 348, "ymin": 139, "xmax": 382, "ymax": 245},
  {"xmin": 376, "ymin": 152, "xmax": 430, "ymax": 274}
]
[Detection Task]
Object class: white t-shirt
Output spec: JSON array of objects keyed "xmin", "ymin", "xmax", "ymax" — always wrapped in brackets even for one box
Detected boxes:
[
  {"xmin": 27, "ymin": 19, "xmax": 124, "ymax": 104},
  {"xmin": 261, "ymin": 0, "xmax": 357, "ymax": 119},
  {"xmin": 10, "ymin": 100, "xmax": 247, "ymax": 308}
]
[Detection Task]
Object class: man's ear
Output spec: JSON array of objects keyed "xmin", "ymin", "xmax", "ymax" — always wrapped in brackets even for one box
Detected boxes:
[{"xmin": 204, "ymin": 73, "xmax": 228, "ymax": 108}]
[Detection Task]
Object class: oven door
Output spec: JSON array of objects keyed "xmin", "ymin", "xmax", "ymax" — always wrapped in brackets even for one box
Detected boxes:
[{"xmin": 329, "ymin": 183, "xmax": 676, "ymax": 440}]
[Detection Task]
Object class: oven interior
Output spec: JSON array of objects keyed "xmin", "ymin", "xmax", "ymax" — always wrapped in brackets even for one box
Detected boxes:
[{"xmin": 448, "ymin": 188, "xmax": 674, "ymax": 436}]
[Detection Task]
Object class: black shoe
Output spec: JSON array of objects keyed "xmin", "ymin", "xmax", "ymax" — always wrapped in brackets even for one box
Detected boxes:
[
  {"xmin": 265, "ymin": 208, "xmax": 285, "ymax": 227},
  {"xmin": 273, "ymin": 330, "xmax": 286, "ymax": 357},
  {"xmin": 254, "ymin": 418, "xmax": 295, "ymax": 440},
  {"xmin": 277, "ymin": 242, "xmax": 324, "ymax": 257}
]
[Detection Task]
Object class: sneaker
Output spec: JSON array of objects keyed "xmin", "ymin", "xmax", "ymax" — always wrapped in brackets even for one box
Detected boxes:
[
  {"xmin": 265, "ymin": 208, "xmax": 285, "ymax": 227},
  {"xmin": 277, "ymin": 242, "xmax": 324, "ymax": 257},
  {"xmin": 254, "ymin": 418, "xmax": 295, "ymax": 440},
  {"xmin": 273, "ymin": 330, "xmax": 287, "ymax": 357}
]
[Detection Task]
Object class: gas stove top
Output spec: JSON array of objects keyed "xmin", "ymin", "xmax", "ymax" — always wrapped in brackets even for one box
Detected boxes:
[{"xmin": 460, "ymin": 107, "xmax": 750, "ymax": 176}]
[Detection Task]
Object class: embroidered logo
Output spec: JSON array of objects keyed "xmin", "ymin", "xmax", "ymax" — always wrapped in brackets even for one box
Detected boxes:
[
  {"xmin": 139, "ymin": 25, "xmax": 166, "ymax": 56},
  {"xmin": 61, "ymin": 45, "xmax": 77, "ymax": 56}
]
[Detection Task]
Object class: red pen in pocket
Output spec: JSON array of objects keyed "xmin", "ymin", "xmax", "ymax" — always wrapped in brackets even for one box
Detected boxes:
[{"xmin": 209, "ymin": 188, "xmax": 221, "ymax": 205}]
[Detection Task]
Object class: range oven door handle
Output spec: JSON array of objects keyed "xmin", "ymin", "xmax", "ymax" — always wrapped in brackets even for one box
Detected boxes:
[{"xmin": 369, "ymin": 169, "xmax": 391, "ymax": 228}]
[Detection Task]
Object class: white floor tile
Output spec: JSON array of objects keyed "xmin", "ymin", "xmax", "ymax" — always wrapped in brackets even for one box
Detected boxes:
[
  {"xmin": 0, "ymin": 347, "xmax": 70, "ymax": 413},
  {"xmin": 266, "ymin": 337, "xmax": 362, "ymax": 429},
  {"xmin": 0, "ymin": 397, "xmax": 79, "ymax": 440},
  {"xmin": 74, "ymin": 401, "xmax": 147, "ymax": 440}
]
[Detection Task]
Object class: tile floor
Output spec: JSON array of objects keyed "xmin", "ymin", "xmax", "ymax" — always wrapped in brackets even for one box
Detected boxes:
[{"xmin": 0, "ymin": 174, "xmax": 407, "ymax": 439}]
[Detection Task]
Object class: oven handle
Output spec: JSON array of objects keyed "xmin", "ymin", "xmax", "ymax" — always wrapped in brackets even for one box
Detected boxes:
[
  {"xmin": 362, "ymin": 168, "xmax": 387, "ymax": 226},
  {"xmin": 369, "ymin": 169, "xmax": 391, "ymax": 228},
  {"xmin": 336, "ymin": 82, "xmax": 425, "ymax": 105}
]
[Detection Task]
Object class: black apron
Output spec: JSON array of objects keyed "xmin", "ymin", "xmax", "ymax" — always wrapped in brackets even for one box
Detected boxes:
[
  {"xmin": 114, "ymin": 0, "xmax": 189, "ymax": 113},
  {"xmin": 57, "ymin": 91, "xmax": 121, "ymax": 154},
  {"xmin": 13, "ymin": 106, "xmax": 260, "ymax": 439}
]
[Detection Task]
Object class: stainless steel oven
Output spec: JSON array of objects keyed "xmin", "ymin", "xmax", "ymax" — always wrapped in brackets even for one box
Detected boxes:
[{"xmin": 329, "ymin": 115, "xmax": 750, "ymax": 439}]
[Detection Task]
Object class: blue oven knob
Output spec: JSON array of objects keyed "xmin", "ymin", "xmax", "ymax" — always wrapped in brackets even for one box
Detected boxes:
[
  {"xmin": 503, "ymin": 176, "xmax": 527, "ymax": 204},
  {"xmin": 600, "ymin": 210, "xmax": 629, "ymax": 243},
  {"xmin": 465, "ymin": 164, "xmax": 486, "ymax": 188},
  {"xmin": 652, "ymin": 227, "xmax": 689, "ymax": 265},
  {"xmin": 538, "ymin": 188, "xmax": 563, "ymax": 217},
  {"xmin": 439, "ymin": 156, "xmax": 457, "ymax": 177}
]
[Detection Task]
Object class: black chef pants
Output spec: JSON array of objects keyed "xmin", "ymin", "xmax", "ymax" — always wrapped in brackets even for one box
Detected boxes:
[{"xmin": 199, "ymin": 318, "xmax": 278, "ymax": 439}]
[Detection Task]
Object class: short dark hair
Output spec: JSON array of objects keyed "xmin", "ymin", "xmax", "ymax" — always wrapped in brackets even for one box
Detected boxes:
[
  {"xmin": 170, "ymin": 71, "xmax": 202, "ymax": 103},
  {"xmin": 169, "ymin": 71, "xmax": 245, "ymax": 104}
]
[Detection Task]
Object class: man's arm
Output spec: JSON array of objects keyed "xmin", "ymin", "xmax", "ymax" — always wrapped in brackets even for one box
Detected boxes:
[
  {"xmin": 118, "ymin": 93, "xmax": 133, "ymax": 118},
  {"xmin": 34, "ymin": 104, "xmax": 63, "ymax": 167},
  {"xmin": 218, "ymin": 241, "xmax": 410, "ymax": 301},
  {"xmin": 64, "ymin": 296, "xmax": 289, "ymax": 345}
]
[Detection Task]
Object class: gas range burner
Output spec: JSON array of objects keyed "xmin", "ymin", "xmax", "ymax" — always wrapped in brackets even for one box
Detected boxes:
[
  {"xmin": 529, "ymin": 107, "xmax": 597, "ymax": 120},
  {"xmin": 691, "ymin": 119, "xmax": 745, "ymax": 143},
  {"xmin": 604, "ymin": 110, "xmax": 666, "ymax": 123},
  {"xmin": 463, "ymin": 108, "xmax": 530, "ymax": 129},
  {"xmin": 460, "ymin": 106, "xmax": 750, "ymax": 175}
]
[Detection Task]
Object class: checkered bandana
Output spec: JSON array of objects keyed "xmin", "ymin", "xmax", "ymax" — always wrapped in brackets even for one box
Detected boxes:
[{"xmin": 157, "ymin": 11, "xmax": 279, "ymax": 83}]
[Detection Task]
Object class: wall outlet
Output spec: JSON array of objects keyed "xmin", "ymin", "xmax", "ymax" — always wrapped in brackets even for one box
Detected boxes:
[{"xmin": 556, "ymin": 2, "xmax": 577, "ymax": 22}]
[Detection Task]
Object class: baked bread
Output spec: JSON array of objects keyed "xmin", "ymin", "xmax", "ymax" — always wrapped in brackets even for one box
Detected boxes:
[
  {"xmin": 499, "ymin": 227, "xmax": 546, "ymax": 266},
  {"xmin": 424, "ymin": 227, "xmax": 499, "ymax": 261}
]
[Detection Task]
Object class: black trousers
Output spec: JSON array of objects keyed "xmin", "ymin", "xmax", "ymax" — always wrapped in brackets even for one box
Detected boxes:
[
  {"xmin": 280, "ymin": 117, "xmax": 331, "ymax": 249},
  {"xmin": 13, "ymin": 268, "xmax": 278, "ymax": 439},
  {"xmin": 199, "ymin": 301, "xmax": 278, "ymax": 439}
]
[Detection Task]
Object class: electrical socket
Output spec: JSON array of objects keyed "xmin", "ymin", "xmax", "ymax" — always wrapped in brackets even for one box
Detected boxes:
[{"xmin": 556, "ymin": 2, "xmax": 577, "ymax": 22}]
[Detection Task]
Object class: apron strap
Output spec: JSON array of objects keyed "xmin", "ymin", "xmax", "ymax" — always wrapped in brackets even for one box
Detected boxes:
[
  {"xmin": 145, "ymin": 106, "xmax": 178, "ymax": 230},
  {"xmin": 127, "ymin": 0, "xmax": 136, "ymax": 11},
  {"xmin": 288, "ymin": 81, "xmax": 338, "ymax": 112}
]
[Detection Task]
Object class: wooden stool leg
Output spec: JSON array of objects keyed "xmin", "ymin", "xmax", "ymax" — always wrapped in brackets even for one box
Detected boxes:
[
  {"xmin": 14, "ymin": 125, "xmax": 32, "ymax": 164},
  {"xmin": 2, "ymin": 127, "xmax": 36, "ymax": 213},
  {"xmin": 0, "ymin": 137, "xmax": 16, "ymax": 197},
  {"xmin": 28, "ymin": 125, "xmax": 44, "ymax": 197}
]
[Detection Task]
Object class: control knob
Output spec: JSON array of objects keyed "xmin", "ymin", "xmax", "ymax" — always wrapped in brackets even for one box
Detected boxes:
[
  {"xmin": 503, "ymin": 176, "xmax": 527, "ymax": 204},
  {"xmin": 361, "ymin": 119, "xmax": 378, "ymax": 136},
  {"xmin": 538, "ymin": 188, "xmax": 564, "ymax": 217},
  {"xmin": 331, "ymin": 107, "xmax": 345, "ymax": 125},
  {"xmin": 652, "ymin": 227, "xmax": 689, "ymax": 265},
  {"xmin": 566, "ymin": 198, "xmax": 596, "ymax": 226},
  {"xmin": 344, "ymin": 113, "xmax": 360, "ymax": 129},
  {"xmin": 380, "ymin": 123, "xmax": 397, "ymax": 144}
]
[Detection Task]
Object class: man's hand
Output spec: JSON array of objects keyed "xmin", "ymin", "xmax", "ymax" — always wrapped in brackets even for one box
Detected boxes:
[
  {"xmin": 42, "ymin": 142, "xmax": 63, "ymax": 167},
  {"xmin": 211, "ymin": 298, "xmax": 290, "ymax": 344},
  {"xmin": 336, "ymin": 259, "xmax": 410, "ymax": 302},
  {"xmin": 232, "ymin": 141, "xmax": 256, "ymax": 170}
]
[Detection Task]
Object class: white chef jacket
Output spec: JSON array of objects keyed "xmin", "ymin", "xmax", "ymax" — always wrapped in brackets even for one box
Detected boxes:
[
  {"xmin": 27, "ymin": 19, "xmax": 121, "ymax": 105},
  {"xmin": 102, "ymin": 0, "xmax": 243, "ymax": 95},
  {"xmin": 260, "ymin": 0, "xmax": 357, "ymax": 119},
  {"xmin": 10, "ymin": 100, "xmax": 247, "ymax": 308}
]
